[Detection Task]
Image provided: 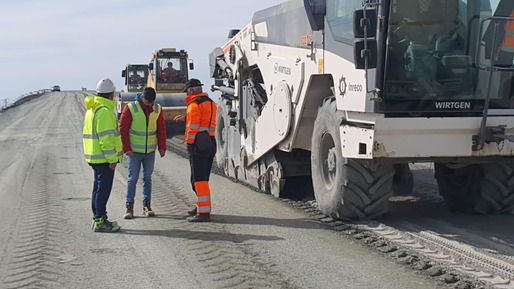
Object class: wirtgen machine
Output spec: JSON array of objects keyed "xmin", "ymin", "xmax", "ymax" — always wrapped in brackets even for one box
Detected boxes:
[
  {"xmin": 117, "ymin": 64, "xmax": 148, "ymax": 119},
  {"xmin": 210, "ymin": 0, "xmax": 514, "ymax": 220},
  {"xmin": 148, "ymin": 48, "xmax": 194, "ymax": 133}
]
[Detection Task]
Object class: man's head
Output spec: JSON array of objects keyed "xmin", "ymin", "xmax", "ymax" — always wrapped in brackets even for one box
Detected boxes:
[
  {"xmin": 167, "ymin": 62, "xmax": 173, "ymax": 68},
  {"xmin": 96, "ymin": 77, "xmax": 116, "ymax": 99},
  {"xmin": 183, "ymin": 78, "xmax": 203, "ymax": 94},
  {"xmin": 141, "ymin": 87, "xmax": 156, "ymax": 105}
]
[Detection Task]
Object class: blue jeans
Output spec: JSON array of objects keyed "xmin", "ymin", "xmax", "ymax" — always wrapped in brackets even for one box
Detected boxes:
[
  {"xmin": 125, "ymin": 152, "xmax": 155, "ymax": 203},
  {"xmin": 91, "ymin": 164, "xmax": 115, "ymax": 218}
]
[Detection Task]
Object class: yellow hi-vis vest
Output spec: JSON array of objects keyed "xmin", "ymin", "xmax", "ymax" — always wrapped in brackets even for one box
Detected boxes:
[
  {"xmin": 128, "ymin": 101, "xmax": 161, "ymax": 154},
  {"xmin": 83, "ymin": 96, "xmax": 123, "ymax": 164}
]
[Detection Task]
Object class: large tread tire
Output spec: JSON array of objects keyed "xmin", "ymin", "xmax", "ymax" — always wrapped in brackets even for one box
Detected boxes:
[
  {"xmin": 311, "ymin": 97, "xmax": 394, "ymax": 220},
  {"xmin": 434, "ymin": 162, "xmax": 514, "ymax": 214},
  {"xmin": 215, "ymin": 101, "xmax": 229, "ymax": 174}
]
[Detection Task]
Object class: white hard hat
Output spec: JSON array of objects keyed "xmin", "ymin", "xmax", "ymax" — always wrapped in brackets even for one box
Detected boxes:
[{"xmin": 96, "ymin": 77, "xmax": 116, "ymax": 93}]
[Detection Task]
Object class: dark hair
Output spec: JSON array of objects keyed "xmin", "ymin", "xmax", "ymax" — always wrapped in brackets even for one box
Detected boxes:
[
  {"xmin": 97, "ymin": 92, "xmax": 112, "ymax": 98},
  {"xmin": 143, "ymin": 87, "xmax": 156, "ymax": 102}
]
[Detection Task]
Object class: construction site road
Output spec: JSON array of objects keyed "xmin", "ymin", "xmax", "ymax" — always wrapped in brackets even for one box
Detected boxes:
[{"xmin": 0, "ymin": 91, "xmax": 489, "ymax": 289}]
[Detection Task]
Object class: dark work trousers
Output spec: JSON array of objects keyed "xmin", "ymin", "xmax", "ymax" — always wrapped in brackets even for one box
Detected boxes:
[
  {"xmin": 187, "ymin": 137, "xmax": 216, "ymax": 192},
  {"xmin": 90, "ymin": 163, "xmax": 115, "ymax": 218},
  {"xmin": 497, "ymin": 50, "xmax": 514, "ymax": 98}
]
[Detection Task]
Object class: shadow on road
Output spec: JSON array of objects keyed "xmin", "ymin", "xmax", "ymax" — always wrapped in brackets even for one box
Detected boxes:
[{"xmin": 119, "ymin": 227, "xmax": 284, "ymax": 243}]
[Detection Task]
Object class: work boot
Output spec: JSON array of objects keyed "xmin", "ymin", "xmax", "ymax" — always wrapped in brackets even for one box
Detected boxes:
[
  {"xmin": 187, "ymin": 214, "xmax": 210, "ymax": 222},
  {"xmin": 93, "ymin": 216, "xmax": 120, "ymax": 233},
  {"xmin": 187, "ymin": 207, "xmax": 197, "ymax": 216},
  {"xmin": 143, "ymin": 200, "xmax": 155, "ymax": 217},
  {"xmin": 92, "ymin": 216, "xmax": 117, "ymax": 229},
  {"xmin": 124, "ymin": 202, "xmax": 134, "ymax": 219}
]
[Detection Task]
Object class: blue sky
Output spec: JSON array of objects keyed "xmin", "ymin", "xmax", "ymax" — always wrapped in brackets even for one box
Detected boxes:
[
  {"xmin": 0, "ymin": 0, "xmax": 285, "ymax": 101},
  {"xmin": 0, "ymin": 0, "xmax": 504, "ymax": 101}
]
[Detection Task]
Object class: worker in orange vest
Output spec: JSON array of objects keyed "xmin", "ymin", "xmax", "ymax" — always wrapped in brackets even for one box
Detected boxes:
[
  {"xmin": 498, "ymin": 9, "xmax": 514, "ymax": 98},
  {"xmin": 484, "ymin": 0, "xmax": 514, "ymax": 98},
  {"xmin": 173, "ymin": 78, "xmax": 217, "ymax": 222}
]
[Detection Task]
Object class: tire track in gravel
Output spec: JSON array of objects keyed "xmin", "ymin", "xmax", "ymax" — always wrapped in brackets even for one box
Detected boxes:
[
  {"xmin": 145, "ymin": 169, "xmax": 298, "ymax": 289},
  {"xmin": 0, "ymin": 93, "xmax": 76, "ymax": 289},
  {"xmin": 0, "ymin": 154, "xmax": 66, "ymax": 289},
  {"xmin": 167, "ymin": 138, "xmax": 501, "ymax": 289}
]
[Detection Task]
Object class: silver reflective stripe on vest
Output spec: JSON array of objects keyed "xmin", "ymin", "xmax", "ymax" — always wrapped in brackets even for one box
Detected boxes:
[
  {"xmin": 132, "ymin": 144, "xmax": 157, "ymax": 150},
  {"xmin": 83, "ymin": 134, "xmax": 95, "ymax": 139},
  {"xmin": 130, "ymin": 102, "xmax": 139, "ymax": 113},
  {"xmin": 84, "ymin": 154, "xmax": 108, "ymax": 160},
  {"xmin": 501, "ymin": 45, "xmax": 514, "ymax": 52},
  {"xmin": 187, "ymin": 134, "xmax": 196, "ymax": 139},
  {"xmin": 103, "ymin": 149, "xmax": 116, "ymax": 155},
  {"xmin": 198, "ymin": 196, "xmax": 211, "ymax": 202},
  {"xmin": 97, "ymin": 129, "xmax": 116, "ymax": 137},
  {"xmin": 197, "ymin": 206, "xmax": 211, "ymax": 213},
  {"xmin": 188, "ymin": 124, "xmax": 200, "ymax": 129},
  {"xmin": 199, "ymin": 127, "xmax": 215, "ymax": 133},
  {"xmin": 130, "ymin": 129, "xmax": 157, "ymax": 136},
  {"xmin": 129, "ymin": 129, "xmax": 147, "ymax": 136}
]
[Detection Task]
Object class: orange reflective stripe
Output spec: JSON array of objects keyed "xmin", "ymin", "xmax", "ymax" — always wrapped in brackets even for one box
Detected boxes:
[{"xmin": 194, "ymin": 181, "xmax": 211, "ymax": 214}]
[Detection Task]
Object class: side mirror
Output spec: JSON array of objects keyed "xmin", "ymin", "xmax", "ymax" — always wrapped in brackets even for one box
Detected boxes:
[
  {"xmin": 189, "ymin": 62, "xmax": 194, "ymax": 70},
  {"xmin": 121, "ymin": 70, "xmax": 126, "ymax": 78},
  {"xmin": 354, "ymin": 39, "xmax": 377, "ymax": 69},
  {"xmin": 148, "ymin": 63, "xmax": 154, "ymax": 70},
  {"xmin": 353, "ymin": 9, "xmax": 377, "ymax": 38}
]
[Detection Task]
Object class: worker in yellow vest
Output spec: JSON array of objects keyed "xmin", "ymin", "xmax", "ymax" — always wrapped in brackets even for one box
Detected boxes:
[
  {"xmin": 119, "ymin": 87, "xmax": 166, "ymax": 219},
  {"xmin": 83, "ymin": 78, "xmax": 123, "ymax": 233}
]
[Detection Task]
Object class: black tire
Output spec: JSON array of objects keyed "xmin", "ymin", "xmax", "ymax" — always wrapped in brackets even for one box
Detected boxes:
[
  {"xmin": 392, "ymin": 164, "xmax": 414, "ymax": 196},
  {"xmin": 215, "ymin": 101, "xmax": 229, "ymax": 173},
  {"xmin": 311, "ymin": 97, "xmax": 394, "ymax": 220},
  {"xmin": 435, "ymin": 162, "xmax": 514, "ymax": 214}
]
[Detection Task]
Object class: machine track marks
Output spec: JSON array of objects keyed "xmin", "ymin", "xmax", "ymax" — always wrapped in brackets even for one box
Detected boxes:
[
  {"xmin": 149, "ymin": 170, "xmax": 296, "ymax": 289},
  {"xmin": 0, "ymin": 155, "xmax": 65, "ymax": 289}
]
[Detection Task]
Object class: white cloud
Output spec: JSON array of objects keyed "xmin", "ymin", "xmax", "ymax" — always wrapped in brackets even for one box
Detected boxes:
[{"xmin": 0, "ymin": 0, "xmax": 285, "ymax": 100}]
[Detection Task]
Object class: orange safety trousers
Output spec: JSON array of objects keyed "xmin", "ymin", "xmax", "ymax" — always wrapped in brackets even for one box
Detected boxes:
[
  {"xmin": 194, "ymin": 181, "xmax": 211, "ymax": 214},
  {"xmin": 187, "ymin": 142, "xmax": 216, "ymax": 215}
]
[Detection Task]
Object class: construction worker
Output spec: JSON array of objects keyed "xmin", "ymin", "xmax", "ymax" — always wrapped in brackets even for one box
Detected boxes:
[
  {"xmin": 83, "ymin": 78, "xmax": 123, "ymax": 233},
  {"xmin": 499, "ymin": 8, "xmax": 514, "ymax": 98},
  {"xmin": 129, "ymin": 71, "xmax": 144, "ymax": 85},
  {"xmin": 163, "ymin": 62, "xmax": 178, "ymax": 83},
  {"xmin": 119, "ymin": 87, "xmax": 166, "ymax": 219},
  {"xmin": 173, "ymin": 78, "xmax": 217, "ymax": 222},
  {"xmin": 483, "ymin": 0, "xmax": 514, "ymax": 98}
]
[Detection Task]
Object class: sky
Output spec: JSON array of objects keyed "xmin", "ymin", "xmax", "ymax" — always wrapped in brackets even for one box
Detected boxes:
[
  {"xmin": 0, "ymin": 0, "xmax": 504, "ymax": 102},
  {"xmin": 0, "ymin": 0, "xmax": 285, "ymax": 101}
]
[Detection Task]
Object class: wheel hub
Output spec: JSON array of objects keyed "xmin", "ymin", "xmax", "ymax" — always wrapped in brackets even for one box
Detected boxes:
[{"xmin": 327, "ymin": 148, "xmax": 337, "ymax": 173}]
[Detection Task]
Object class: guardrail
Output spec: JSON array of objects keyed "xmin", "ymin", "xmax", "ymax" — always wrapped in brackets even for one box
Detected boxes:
[{"xmin": 0, "ymin": 89, "xmax": 50, "ymax": 112}]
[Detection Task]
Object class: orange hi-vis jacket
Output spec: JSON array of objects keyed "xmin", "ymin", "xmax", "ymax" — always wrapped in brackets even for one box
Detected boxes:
[
  {"xmin": 501, "ymin": 11, "xmax": 514, "ymax": 53},
  {"xmin": 185, "ymin": 92, "xmax": 217, "ymax": 145}
]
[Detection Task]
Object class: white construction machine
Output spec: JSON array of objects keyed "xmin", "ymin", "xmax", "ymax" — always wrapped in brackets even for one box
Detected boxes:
[{"xmin": 209, "ymin": 0, "xmax": 514, "ymax": 220}]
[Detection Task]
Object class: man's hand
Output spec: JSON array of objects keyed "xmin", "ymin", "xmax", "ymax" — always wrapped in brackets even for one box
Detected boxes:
[
  {"xmin": 173, "ymin": 115, "xmax": 185, "ymax": 122},
  {"xmin": 159, "ymin": 150, "xmax": 166, "ymax": 157},
  {"xmin": 125, "ymin": 151, "xmax": 134, "ymax": 157},
  {"xmin": 109, "ymin": 163, "xmax": 117, "ymax": 170}
]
